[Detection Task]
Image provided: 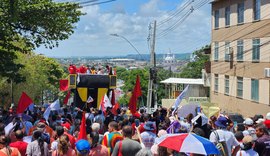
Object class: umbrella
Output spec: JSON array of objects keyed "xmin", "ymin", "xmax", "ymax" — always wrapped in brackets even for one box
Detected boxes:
[
  {"xmin": 177, "ymin": 104, "xmax": 198, "ymax": 118},
  {"xmin": 191, "ymin": 112, "xmax": 208, "ymax": 126},
  {"xmin": 158, "ymin": 133, "xmax": 219, "ymax": 155},
  {"xmin": 12, "ymin": 114, "xmax": 33, "ymax": 121}
]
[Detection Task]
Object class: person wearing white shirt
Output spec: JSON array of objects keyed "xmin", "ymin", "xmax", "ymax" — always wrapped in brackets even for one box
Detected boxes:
[
  {"xmin": 209, "ymin": 116, "xmax": 240, "ymax": 156},
  {"xmin": 236, "ymin": 135, "xmax": 259, "ymax": 156}
]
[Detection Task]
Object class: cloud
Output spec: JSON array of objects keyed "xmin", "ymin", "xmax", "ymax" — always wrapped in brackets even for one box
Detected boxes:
[{"xmin": 37, "ymin": 0, "xmax": 211, "ymax": 57}]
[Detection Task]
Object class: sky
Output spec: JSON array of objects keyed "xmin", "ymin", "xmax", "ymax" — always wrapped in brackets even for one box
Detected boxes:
[{"xmin": 36, "ymin": 0, "xmax": 211, "ymax": 57}]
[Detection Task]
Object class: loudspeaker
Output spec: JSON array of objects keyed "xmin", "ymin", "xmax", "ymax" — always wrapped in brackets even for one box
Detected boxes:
[
  {"xmin": 68, "ymin": 74, "xmax": 77, "ymax": 89},
  {"xmin": 110, "ymin": 75, "xmax": 117, "ymax": 89}
]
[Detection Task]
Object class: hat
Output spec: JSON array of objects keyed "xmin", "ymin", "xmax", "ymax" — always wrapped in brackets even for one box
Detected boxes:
[
  {"xmin": 243, "ymin": 118, "xmax": 254, "ymax": 126},
  {"xmin": 264, "ymin": 120, "xmax": 270, "ymax": 129},
  {"xmin": 91, "ymin": 123, "xmax": 100, "ymax": 132},
  {"xmin": 255, "ymin": 118, "xmax": 265, "ymax": 124},
  {"xmin": 266, "ymin": 112, "xmax": 270, "ymax": 120},
  {"xmin": 36, "ymin": 122, "xmax": 46, "ymax": 129},
  {"xmin": 76, "ymin": 139, "xmax": 91, "ymax": 154},
  {"xmin": 215, "ymin": 116, "xmax": 228, "ymax": 128},
  {"xmin": 133, "ymin": 112, "xmax": 141, "ymax": 119},
  {"xmin": 144, "ymin": 121, "xmax": 155, "ymax": 131},
  {"xmin": 242, "ymin": 135, "xmax": 253, "ymax": 144},
  {"xmin": 157, "ymin": 130, "xmax": 167, "ymax": 137},
  {"xmin": 169, "ymin": 116, "xmax": 175, "ymax": 123},
  {"xmin": 62, "ymin": 122, "xmax": 71, "ymax": 130}
]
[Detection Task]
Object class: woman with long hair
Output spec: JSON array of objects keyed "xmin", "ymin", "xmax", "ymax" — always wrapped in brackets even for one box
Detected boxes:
[
  {"xmin": 88, "ymin": 132, "xmax": 108, "ymax": 156},
  {"xmin": 0, "ymin": 135, "xmax": 20, "ymax": 156},
  {"xmin": 52, "ymin": 134, "xmax": 76, "ymax": 156},
  {"xmin": 26, "ymin": 130, "xmax": 49, "ymax": 156}
]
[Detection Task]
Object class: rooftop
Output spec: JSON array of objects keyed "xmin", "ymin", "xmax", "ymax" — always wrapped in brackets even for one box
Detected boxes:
[{"xmin": 160, "ymin": 78, "xmax": 204, "ymax": 85}]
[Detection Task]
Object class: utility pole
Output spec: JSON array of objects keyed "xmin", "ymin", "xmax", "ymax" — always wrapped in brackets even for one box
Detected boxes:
[{"xmin": 147, "ymin": 20, "xmax": 157, "ymax": 113}]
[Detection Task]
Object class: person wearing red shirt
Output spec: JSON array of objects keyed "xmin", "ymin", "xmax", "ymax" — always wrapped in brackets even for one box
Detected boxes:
[
  {"xmin": 10, "ymin": 130, "xmax": 28, "ymax": 156},
  {"xmin": 62, "ymin": 122, "xmax": 76, "ymax": 149}
]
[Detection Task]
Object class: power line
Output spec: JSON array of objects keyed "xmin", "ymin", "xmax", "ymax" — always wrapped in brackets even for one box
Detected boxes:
[
  {"xmin": 171, "ymin": 8, "xmax": 270, "ymax": 64},
  {"xmin": 157, "ymin": 0, "xmax": 194, "ymax": 27},
  {"xmin": 80, "ymin": 0, "xmax": 116, "ymax": 6},
  {"xmin": 156, "ymin": 0, "xmax": 210, "ymax": 39},
  {"xmin": 55, "ymin": 0, "xmax": 117, "ymax": 6}
]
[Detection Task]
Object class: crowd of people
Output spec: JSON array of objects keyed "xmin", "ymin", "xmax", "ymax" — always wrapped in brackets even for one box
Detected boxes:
[{"xmin": 0, "ymin": 105, "xmax": 270, "ymax": 156}]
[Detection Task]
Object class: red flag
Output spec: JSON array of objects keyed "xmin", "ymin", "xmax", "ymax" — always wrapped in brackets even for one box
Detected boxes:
[
  {"xmin": 111, "ymin": 90, "xmax": 115, "ymax": 106},
  {"xmin": 59, "ymin": 79, "xmax": 69, "ymax": 91},
  {"xmin": 111, "ymin": 102, "xmax": 120, "ymax": 116},
  {"xmin": 63, "ymin": 90, "xmax": 71, "ymax": 105},
  {"xmin": 114, "ymin": 68, "xmax": 117, "ymax": 75},
  {"xmin": 77, "ymin": 112, "xmax": 87, "ymax": 140},
  {"xmin": 128, "ymin": 75, "xmax": 142, "ymax": 114},
  {"xmin": 17, "ymin": 92, "xmax": 33, "ymax": 114}
]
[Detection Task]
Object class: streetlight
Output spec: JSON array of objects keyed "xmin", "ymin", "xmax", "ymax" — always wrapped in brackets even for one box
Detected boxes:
[{"xmin": 110, "ymin": 34, "xmax": 145, "ymax": 60}]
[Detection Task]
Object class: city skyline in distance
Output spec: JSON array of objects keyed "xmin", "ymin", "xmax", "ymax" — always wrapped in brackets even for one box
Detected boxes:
[{"xmin": 36, "ymin": 0, "xmax": 211, "ymax": 57}]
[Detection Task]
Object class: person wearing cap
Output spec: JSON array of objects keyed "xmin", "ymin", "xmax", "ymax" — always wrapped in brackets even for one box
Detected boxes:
[
  {"xmin": 209, "ymin": 116, "xmax": 240, "ymax": 156},
  {"xmin": 253, "ymin": 124, "xmax": 270, "ymax": 156},
  {"xmin": 264, "ymin": 112, "xmax": 270, "ymax": 132},
  {"xmin": 112, "ymin": 125, "xmax": 142, "ymax": 156},
  {"xmin": 62, "ymin": 122, "xmax": 76, "ymax": 149},
  {"xmin": 31, "ymin": 122, "xmax": 51, "ymax": 145},
  {"xmin": 255, "ymin": 118, "xmax": 265, "ymax": 125},
  {"xmin": 140, "ymin": 121, "xmax": 156, "ymax": 150},
  {"xmin": 236, "ymin": 135, "xmax": 258, "ymax": 156},
  {"xmin": 75, "ymin": 139, "xmax": 90, "ymax": 156},
  {"xmin": 242, "ymin": 118, "xmax": 257, "ymax": 140}
]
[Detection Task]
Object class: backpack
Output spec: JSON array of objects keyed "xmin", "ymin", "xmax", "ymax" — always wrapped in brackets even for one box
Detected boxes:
[{"xmin": 213, "ymin": 131, "xmax": 229, "ymax": 156}]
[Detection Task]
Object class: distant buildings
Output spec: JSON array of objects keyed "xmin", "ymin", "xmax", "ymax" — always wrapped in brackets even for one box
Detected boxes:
[
  {"xmin": 210, "ymin": 0, "xmax": 270, "ymax": 116},
  {"xmin": 159, "ymin": 52, "xmax": 188, "ymax": 72}
]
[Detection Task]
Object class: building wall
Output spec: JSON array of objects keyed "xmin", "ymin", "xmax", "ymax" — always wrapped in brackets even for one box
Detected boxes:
[{"xmin": 211, "ymin": 0, "xmax": 270, "ymax": 117}]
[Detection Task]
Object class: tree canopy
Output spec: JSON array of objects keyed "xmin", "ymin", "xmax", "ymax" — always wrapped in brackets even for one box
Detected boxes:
[
  {"xmin": 0, "ymin": 0, "xmax": 82, "ymax": 106},
  {"xmin": 0, "ymin": 0, "xmax": 83, "ymax": 83},
  {"xmin": 116, "ymin": 67, "xmax": 171, "ymax": 106},
  {"xmin": 0, "ymin": 52, "xmax": 65, "ymax": 106},
  {"xmin": 0, "ymin": 0, "xmax": 82, "ymax": 50},
  {"xmin": 179, "ymin": 45, "xmax": 210, "ymax": 78}
]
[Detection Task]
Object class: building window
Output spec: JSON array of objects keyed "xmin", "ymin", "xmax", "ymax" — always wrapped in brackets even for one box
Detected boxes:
[
  {"xmin": 237, "ymin": 40, "xmax": 244, "ymax": 61},
  {"xmin": 225, "ymin": 75, "xmax": 229, "ymax": 95},
  {"xmin": 225, "ymin": 42, "xmax": 230, "ymax": 61},
  {"xmin": 237, "ymin": 77, "xmax": 243, "ymax": 98},
  {"xmin": 214, "ymin": 10, "xmax": 219, "ymax": 29},
  {"xmin": 214, "ymin": 74, "xmax": 219, "ymax": 92},
  {"xmin": 237, "ymin": 3, "xmax": 244, "ymax": 24},
  {"xmin": 254, "ymin": 0, "xmax": 261, "ymax": 21},
  {"xmin": 252, "ymin": 39, "xmax": 260, "ymax": 61},
  {"xmin": 251, "ymin": 79, "xmax": 259, "ymax": 102},
  {"xmin": 225, "ymin": 7, "xmax": 230, "ymax": 26},
  {"xmin": 214, "ymin": 42, "xmax": 219, "ymax": 61}
]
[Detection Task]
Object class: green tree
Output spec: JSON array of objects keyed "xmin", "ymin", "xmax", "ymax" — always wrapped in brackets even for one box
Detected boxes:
[
  {"xmin": 14, "ymin": 53, "xmax": 65, "ymax": 104},
  {"xmin": 116, "ymin": 68, "xmax": 148, "ymax": 106},
  {"xmin": 179, "ymin": 45, "xmax": 210, "ymax": 78},
  {"xmin": 0, "ymin": 0, "xmax": 83, "ymax": 82},
  {"xmin": 0, "ymin": 52, "xmax": 65, "ymax": 106},
  {"xmin": 116, "ymin": 67, "xmax": 171, "ymax": 106},
  {"xmin": 0, "ymin": 0, "xmax": 82, "ymax": 49},
  {"xmin": 155, "ymin": 67, "xmax": 171, "ymax": 104}
]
